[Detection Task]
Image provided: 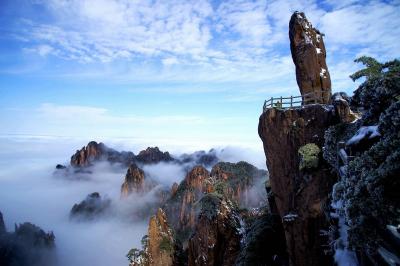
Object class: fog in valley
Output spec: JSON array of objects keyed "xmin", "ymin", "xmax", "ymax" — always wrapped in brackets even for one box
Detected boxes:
[{"xmin": 0, "ymin": 136, "xmax": 265, "ymax": 266}]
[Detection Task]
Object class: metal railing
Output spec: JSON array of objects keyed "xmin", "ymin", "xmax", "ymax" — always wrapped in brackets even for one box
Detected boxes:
[{"xmin": 262, "ymin": 91, "xmax": 328, "ymax": 112}]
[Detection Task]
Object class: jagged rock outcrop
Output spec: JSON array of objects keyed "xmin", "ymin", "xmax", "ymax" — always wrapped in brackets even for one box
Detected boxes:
[
  {"xmin": 128, "ymin": 208, "xmax": 183, "ymax": 266},
  {"xmin": 70, "ymin": 192, "xmax": 111, "ymax": 220},
  {"xmin": 0, "ymin": 213, "xmax": 56, "ymax": 266},
  {"xmin": 331, "ymin": 92, "xmax": 358, "ymax": 123},
  {"xmin": 164, "ymin": 162, "xmax": 267, "ymax": 246},
  {"xmin": 289, "ymin": 11, "xmax": 331, "ymax": 104},
  {"xmin": 258, "ymin": 104, "xmax": 338, "ymax": 266},
  {"xmin": 236, "ymin": 214, "xmax": 288, "ymax": 266},
  {"xmin": 187, "ymin": 194, "xmax": 241, "ymax": 266},
  {"xmin": 146, "ymin": 209, "xmax": 176, "ymax": 266},
  {"xmin": 135, "ymin": 147, "xmax": 174, "ymax": 164},
  {"xmin": 70, "ymin": 141, "xmax": 135, "ymax": 167},
  {"xmin": 121, "ymin": 164, "xmax": 148, "ymax": 197},
  {"xmin": 210, "ymin": 161, "xmax": 267, "ymax": 208},
  {"xmin": 164, "ymin": 166, "xmax": 211, "ymax": 244},
  {"xmin": 130, "ymin": 161, "xmax": 269, "ymax": 265},
  {"xmin": 0, "ymin": 211, "xmax": 5, "ymax": 235},
  {"xmin": 179, "ymin": 149, "xmax": 219, "ymax": 169},
  {"xmin": 170, "ymin": 182, "xmax": 179, "ymax": 197}
]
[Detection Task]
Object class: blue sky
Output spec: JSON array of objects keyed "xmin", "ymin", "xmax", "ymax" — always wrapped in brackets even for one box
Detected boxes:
[{"xmin": 0, "ymin": 0, "xmax": 399, "ymax": 150}]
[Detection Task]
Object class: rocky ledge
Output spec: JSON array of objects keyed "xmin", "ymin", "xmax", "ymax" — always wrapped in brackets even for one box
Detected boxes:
[{"xmin": 258, "ymin": 104, "xmax": 338, "ymax": 266}]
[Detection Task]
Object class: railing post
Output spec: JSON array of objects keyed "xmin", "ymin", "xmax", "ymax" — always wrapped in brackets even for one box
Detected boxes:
[
  {"xmin": 271, "ymin": 97, "xmax": 274, "ymax": 107},
  {"xmin": 290, "ymin": 96, "xmax": 293, "ymax": 108},
  {"xmin": 280, "ymin": 96, "xmax": 283, "ymax": 108}
]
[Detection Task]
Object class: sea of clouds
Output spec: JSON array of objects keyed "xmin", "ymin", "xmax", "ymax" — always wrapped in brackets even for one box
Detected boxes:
[{"xmin": 0, "ymin": 136, "xmax": 266, "ymax": 266}]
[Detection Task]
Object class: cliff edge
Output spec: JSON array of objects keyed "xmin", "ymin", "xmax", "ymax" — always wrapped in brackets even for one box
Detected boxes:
[{"xmin": 258, "ymin": 104, "xmax": 337, "ymax": 265}]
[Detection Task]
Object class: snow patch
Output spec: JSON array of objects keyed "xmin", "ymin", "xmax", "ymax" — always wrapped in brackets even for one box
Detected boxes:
[
  {"xmin": 303, "ymin": 33, "xmax": 313, "ymax": 44},
  {"xmin": 316, "ymin": 48, "xmax": 322, "ymax": 54},
  {"xmin": 331, "ymin": 200, "xmax": 359, "ymax": 266},
  {"xmin": 346, "ymin": 126, "xmax": 380, "ymax": 145},
  {"xmin": 378, "ymin": 247, "xmax": 400, "ymax": 265},
  {"xmin": 282, "ymin": 213, "xmax": 298, "ymax": 222},
  {"xmin": 320, "ymin": 68, "xmax": 327, "ymax": 78}
]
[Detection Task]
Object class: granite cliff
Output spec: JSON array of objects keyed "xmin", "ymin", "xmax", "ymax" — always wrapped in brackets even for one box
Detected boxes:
[
  {"xmin": 258, "ymin": 104, "xmax": 338, "ymax": 266},
  {"xmin": 0, "ymin": 211, "xmax": 56, "ymax": 266},
  {"xmin": 289, "ymin": 11, "xmax": 331, "ymax": 104}
]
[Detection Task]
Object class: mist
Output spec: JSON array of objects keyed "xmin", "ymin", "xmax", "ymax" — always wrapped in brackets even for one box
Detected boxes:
[{"xmin": 0, "ymin": 136, "xmax": 267, "ymax": 266}]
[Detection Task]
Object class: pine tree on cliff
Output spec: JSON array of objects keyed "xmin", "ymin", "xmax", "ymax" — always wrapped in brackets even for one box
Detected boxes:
[
  {"xmin": 325, "ymin": 56, "xmax": 400, "ymax": 262},
  {"xmin": 350, "ymin": 56, "xmax": 400, "ymax": 123}
]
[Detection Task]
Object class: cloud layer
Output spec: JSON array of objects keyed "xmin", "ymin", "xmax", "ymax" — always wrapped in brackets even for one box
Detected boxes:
[{"xmin": 8, "ymin": 0, "xmax": 398, "ymax": 85}]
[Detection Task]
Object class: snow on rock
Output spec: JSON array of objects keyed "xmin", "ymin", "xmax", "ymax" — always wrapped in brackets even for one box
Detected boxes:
[
  {"xmin": 331, "ymin": 200, "xmax": 359, "ymax": 266},
  {"xmin": 316, "ymin": 48, "xmax": 322, "ymax": 54},
  {"xmin": 282, "ymin": 213, "xmax": 298, "ymax": 222},
  {"xmin": 346, "ymin": 126, "xmax": 380, "ymax": 145},
  {"xmin": 320, "ymin": 68, "xmax": 327, "ymax": 77},
  {"xmin": 378, "ymin": 247, "xmax": 400, "ymax": 266}
]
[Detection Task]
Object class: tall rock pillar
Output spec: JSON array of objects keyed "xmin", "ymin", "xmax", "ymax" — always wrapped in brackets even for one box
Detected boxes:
[{"xmin": 289, "ymin": 12, "xmax": 331, "ymax": 104}]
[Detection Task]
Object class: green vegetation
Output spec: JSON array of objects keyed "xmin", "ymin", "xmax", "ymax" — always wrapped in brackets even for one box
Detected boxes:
[
  {"xmin": 126, "ymin": 248, "xmax": 141, "ymax": 264},
  {"xmin": 298, "ymin": 143, "xmax": 320, "ymax": 170},
  {"xmin": 235, "ymin": 214, "xmax": 287, "ymax": 265},
  {"xmin": 199, "ymin": 193, "xmax": 223, "ymax": 219},
  {"xmin": 213, "ymin": 180, "xmax": 227, "ymax": 196},
  {"xmin": 159, "ymin": 236, "xmax": 173, "ymax": 253},
  {"xmin": 325, "ymin": 57, "xmax": 400, "ymax": 251},
  {"xmin": 212, "ymin": 161, "xmax": 267, "ymax": 193},
  {"xmin": 350, "ymin": 56, "xmax": 400, "ymax": 124}
]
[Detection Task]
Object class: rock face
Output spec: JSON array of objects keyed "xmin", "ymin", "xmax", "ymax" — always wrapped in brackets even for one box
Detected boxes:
[
  {"xmin": 187, "ymin": 194, "xmax": 241, "ymax": 266},
  {"xmin": 331, "ymin": 92, "xmax": 358, "ymax": 123},
  {"xmin": 70, "ymin": 192, "xmax": 111, "ymax": 220},
  {"xmin": 0, "ymin": 211, "xmax": 5, "ymax": 235},
  {"xmin": 130, "ymin": 161, "xmax": 269, "ymax": 265},
  {"xmin": 178, "ymin": 149, "xmax": 219, "ymax": 169},
  {"xmin": 235, "ymin": 214, "xmax": 288, "ymax": 265},
  {"xmin": 146, "ymin": 209, "xmax": 176, "ymax": 266},
  {"xmin": 121, "ymin": 164, "xmax": 148, "ymax": 197},
  {"xmin": 258, "ymin": 104, "xmax": 337, "ymax": 266},
  {"xmin": 289, "ymin": 11, "xmax": 331, "ymax": 104},
  {"xmin": 135, "ymin": 147, "xmax": 174, "ymax": 164},
  {"xmin": 70, "ymin": 141, "xmax": 135, "ymax": 167},
  {"xmin": 129, "ymin": 208, "xmax": 181, "ymax": 266},
  {"xmin": 0, "ymin": 214, "xmax": 56, "ymax": 266},
  {"xmin": 210, "ymin": 161, "xmax": 267, "ymax": 208},
  {"xmin": 164, "ymin": 166, "xmax": 211, "ymax": 243}
]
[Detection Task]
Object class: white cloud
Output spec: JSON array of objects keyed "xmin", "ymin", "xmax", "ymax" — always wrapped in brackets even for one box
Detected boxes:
[
  {"xmin": 37, "ymin": 103, "xmax": 205, "ymax": 126},
  {"xmin": 27, "ymin": 0, "xmax": 214, "ymax": 63},
  {"xmin": 216, "ymin": 0, "xmax": 271, "ymax": 47},
  {"xmin": 162, "ymin": 57, "xmax": 179, "ymax": 66},
  {"xmin": 9, "ymin": 0, "xmax": 400, "ymax": 87},
  {"xmin": 319, "ymin": 1, "xmax": 400, "ymax": 58}
]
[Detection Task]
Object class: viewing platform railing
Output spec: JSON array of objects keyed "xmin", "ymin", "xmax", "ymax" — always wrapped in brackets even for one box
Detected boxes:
[{"xmin": 262, "ymin": 91, "xmax": 328, "ymax": 112}]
